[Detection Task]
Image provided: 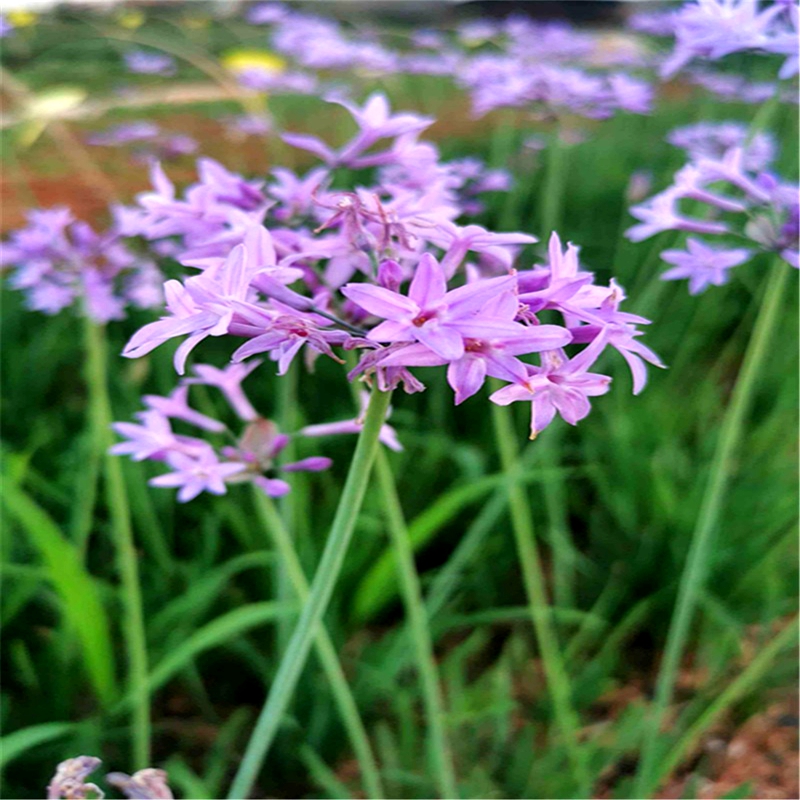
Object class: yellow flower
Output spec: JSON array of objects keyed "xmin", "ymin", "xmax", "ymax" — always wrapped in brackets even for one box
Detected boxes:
[
  {"xmin": 117, "ymin": 9, "xmax": 145, "ymax": 30},
  {"xmin": 7, "ymin": 10, "xmax": 37, "ymax": 27},
  {"xmin": 221, "ymin": 49, "xmax": 286, "ymax": 77}
]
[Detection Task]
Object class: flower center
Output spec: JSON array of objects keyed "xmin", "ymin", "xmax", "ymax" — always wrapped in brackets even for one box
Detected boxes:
[
  {"xmin": 464, "ymin": 338, "xmax": 487, "ymax": 353},
  {"xmin": 412, "ymin": 311, "xmax": 435, "ymax": 327}
]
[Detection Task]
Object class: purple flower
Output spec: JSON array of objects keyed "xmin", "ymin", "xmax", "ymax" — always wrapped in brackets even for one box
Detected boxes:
[
  {"xmin": 568, "ymin": 281, "xmax": 665, "ymax": 394},
  {"xmin": 301, "ymin": 390, "xmax": 403, "ymax": 450},
  {"xmin": 230, "ymin": 302, "xmax": 349, "ymax": 375},
  {"xmin": 341, "ymin": 252, "xmax": 517, "ymax": 361},
  {"xmin": 518, "ymin": 232, "xmax": 595, "ymax": 313},
  {"xmin": 184, "ymin": 361, "xmax": 261, "ymax": 421},
  {"xmin": 489, "ymin": 335, "xmax": 612, "ymax": 439},
  {"xmin": 124, "ymin": 50, "xmax": 176, "ymax": 76},
  {"xmin": 667, "ymin": 122, "xmax": 776, "ymax": 172},
  {"xmin": 628, "ymin": 9, "xmax": 679, "ymax": 36},
  {"xmin": 427, "ymin": 221, "xmax": 537, "ymax": 277},
  {"xmin": 224, "ymin": 113, "xmax": 274, "ymax": 138},
  {"xmin": 608, "ymin": 73, "xmax": 654, "ymax": 114},
  {"xmin": 113, "ymin": 369, "xmax": 338, "ymax": 502},
  {"xmin": 112, "ymin": 92, "xmax": 660, "ymax": 440},
  {"xmin": 246, "ymin": 3, "xmax": 288, "ymax": 24},
  {"xmin": 268, "ymin": 166, "xmax": 328, "ymax": 221},
  {"xmin": 149, "ymin": 447, "xmax": 247, "ymax": 503},
  {"xmin": 661, "ymin": 0, "xmax": 787, "ymax": 78},
  {"xmin": 110, "ymin": 411, "xmax": 207, "ymax": 462},
  {"xmin": 662, "ymin": 237, "xmax": 752, "ymax": 293},
  {"xmin": 283, "ymin": 93, "xmax": 433, "ymax": 169},
  {"xmin": 86, "ymin": 121, "xmax": 161, "ymax": 146},
  {"xmin": 121, "ymin": 248, "xmax": 243, "ymax": 374},
  {"xmin": 47, "ymin": 756, "xmax": 104, "ymax": 799},
  {"xmin": 143, "ymin": 385, "xmax": 226, "ymax": 432},
  {"xmin": 765, "ymin": 2, "xmax": 799, "ymax": 78},
  {"xmin": 2, "ymin": 207, "xmax": 163, "ymax": 322},
  {"xmin": 694, "ymin": 147, "xmax": 772, "ymax": 203},
  {"xmin": 628, "ymin": 132, "xmax": 798, "ymax": 291},
  {"xmin": 134, "ymin": 159, "xmax": 267, "ymax": 245},
  {"xmin": 106, "ymin": 768, "xmax": 173, "ymax": 799},
  {"xmin": 123, "ymin": 228, "xmax": 294, "ymax": 373},
  {"xmin": 626, "ymin": 188, "xmax": 729, "ymax": 242}
]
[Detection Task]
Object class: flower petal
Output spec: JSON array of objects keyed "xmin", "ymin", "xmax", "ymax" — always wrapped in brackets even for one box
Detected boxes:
[{"xmin": 408, "ymin": 252, "xmax": 447, "ymax": 308}]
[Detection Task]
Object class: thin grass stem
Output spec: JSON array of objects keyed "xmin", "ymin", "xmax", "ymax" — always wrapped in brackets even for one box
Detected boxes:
[
  {"xmin": 650, "ymin": 618, "xmax": 797, "ymax": 794},
  {"xmin": 633, "ymin": 262, "xmax": 791, "ymax": 797},
  {"xmin": 374, "ymin": 448, "xmax": 458, "ymax": 799},
  {"xmin": 489, "ymin": 398, "xmax": 590, "ymax": 796},
  {"xmin": 84, "ymin": 317, "xmax": 150, "ymax": 768}
]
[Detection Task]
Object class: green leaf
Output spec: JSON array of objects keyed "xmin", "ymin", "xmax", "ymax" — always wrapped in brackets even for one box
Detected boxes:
[
  {"xmin": 0, "ymin": 722, "xmax": 76, "ymax": 770},
  {"xmin": 351, "ymin": 469, "xmax": 565, "ymax": 622},
  {"xmin": 148, "ymin": 552, "xmax": 274, "ymax": 646},
  {"xmin": 117, "ymin": 601, "xmax": 296, "ymax": 710},
  {"xmin": 1, "ymin": 482, "xmax": 117, "ymax": 705}
]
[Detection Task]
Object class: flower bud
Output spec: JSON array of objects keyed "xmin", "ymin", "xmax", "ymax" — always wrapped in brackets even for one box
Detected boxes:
[{"xmin": 377, "ymin": 259, "xmax": 403, "ymax": 291}]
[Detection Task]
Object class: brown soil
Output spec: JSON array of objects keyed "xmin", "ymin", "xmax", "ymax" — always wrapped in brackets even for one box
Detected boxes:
[{"xmin": 657, "ymin": 693, "xmax": 799, "ymax": 800}]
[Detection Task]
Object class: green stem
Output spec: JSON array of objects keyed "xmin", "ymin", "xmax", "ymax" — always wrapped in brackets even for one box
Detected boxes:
[
  {"xmin": 70, "ymin": 415, "xmax": 102, "ymax": 558},
  {"xmin": 540, "ymin": 128, "xmax": 566, "ymax": 238},
  {"xmin": 374, "ymin": 449, "xmax": 458, "ymax": 799},
  {"xmin": 250, "ymin": 488, "xmax": 384, "ymax": 799},
  {"xmin": 538, "ymin": 428, "xmax": 575, "ymax": 609},
  {"xmin": 84, "ymin": 317, "xmax": 150, "ymax": 769},
  {"xmin": 228, "ymin": 386, "xmax": 393, "ymax": 799},
  {"xmin": 745, "ymin": 87, "xmax": 782, "ymax": 145},
  {"xmin": 274, "ymin": 363, "xmax": 299, "ymax": 656},
  {"xmin": 633, "ymin": 262, "xmax": 791, "ymax": 797},
  {"xmin": 490, "ymin": 399, "xmax": 589, "ymax": 796}
]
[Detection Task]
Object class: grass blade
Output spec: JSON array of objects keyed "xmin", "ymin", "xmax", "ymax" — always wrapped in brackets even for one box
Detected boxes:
[
  {"xmin": 0, "ymin": 722, "xmax": 77, "ymax": 772},
  {"xmin": 375, "ymin": 448, "xmax": 458, "ymax": 799},
  {"xmin": 84, "ymin": 317, "xmax": 151, "ymax": 768},
  {"xmin": 2, "ymin": 481, "xmax": 117, "ymax": 705},
  {"xmin": 490, "ymin": 398, "xmax": 590, "ymax": 796},
  {"xmin": 633, "ymin": 263, "xmax": 792, "ymax": 797}
]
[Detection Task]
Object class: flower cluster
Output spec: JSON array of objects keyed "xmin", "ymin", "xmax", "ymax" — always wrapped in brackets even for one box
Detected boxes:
[
  {"xmin": 234, "ymin": 3, "xmax": 654, "ymax": 124},
  {"xmin": 115, "ymin": 94, "xmax": 660, "ymax": 441},
  {"xmin": 626, "ymin": 122, "xmax": 799, "ymax": 293},
  {"xmin": 1, "ymin": 208, "xmax": 163, "ymax": 322},
  {"xmin": 686, "ymin": 68, "xmax": 798, "ymax": 105},
  {"xmin": 47, "ymin": 755, "xmax": 172, "ymax": 800},
  {"xmin": 111, "ymin": 360, "xmax": 400, "ymax": 502},
  {"xmin": 456, "ymin": 45, "xmax": 653, "ymax": 119},
  {"xmin": 657, "ymin": 0, "xmax": 798, "ymax": 80},
  {"xmin": 666, "ymin": 122, "xmax": 777, "ymax": 171}
]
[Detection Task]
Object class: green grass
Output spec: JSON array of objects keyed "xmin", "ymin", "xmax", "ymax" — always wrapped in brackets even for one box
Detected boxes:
[{"xmin": 1, "ymin": 8, "xmax": 798, "ymax": 800}]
